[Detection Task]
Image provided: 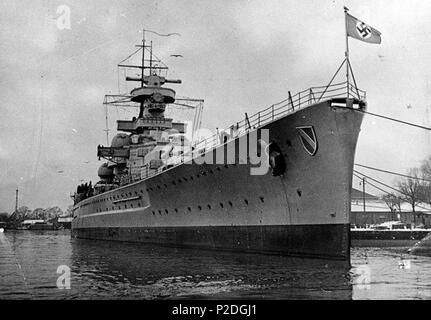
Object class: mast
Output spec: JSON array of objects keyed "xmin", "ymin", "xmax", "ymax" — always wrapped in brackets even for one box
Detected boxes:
[
  {"xmin": 141, "ymin": 29, "xmax": 145, "ymax": 87},
  {"xmin": 150, "ymin": 41, "xmax": 153, "ymax": 75},
  {"xmin": 344, "ymin": 6, "xmax": 350, "ymax": 98},
  {"xmin": 139, "ymin": 29, "xmax": 145, "ymax": 117},
  {"xmin": 104, "ymin": 104, "xmax": 109, "ymax": 145}
]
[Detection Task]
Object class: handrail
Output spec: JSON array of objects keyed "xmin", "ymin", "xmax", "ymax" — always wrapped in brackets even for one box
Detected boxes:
[
  {"xmin": 111, "ymin": 80, "xmax": 366, "ymax": 186},
  {"xmin": 191, "ymin": 81, "xmax": 365, "ymax": 151}
]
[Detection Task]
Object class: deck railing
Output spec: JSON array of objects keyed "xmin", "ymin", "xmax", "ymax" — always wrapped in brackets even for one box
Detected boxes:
[
  {"xmin": 132, "ymin": 81, "xmax": 366, "ymax": 183},
  {"xmin": 190, "ymin": 81, "xmax": 365, "ymax": 154}
]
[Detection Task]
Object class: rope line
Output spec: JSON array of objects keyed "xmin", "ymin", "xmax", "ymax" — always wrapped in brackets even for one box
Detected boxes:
[
  {"xmin": 358, "ymin": 109, "xmax": 431, "ymax": 131},
  {"xmin": 354, "ymin": 163, "xmax": 431, "ymax": 182}
]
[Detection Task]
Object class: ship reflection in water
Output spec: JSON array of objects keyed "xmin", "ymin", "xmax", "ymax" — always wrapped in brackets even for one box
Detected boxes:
[{"xmin": 1, "ymin": 230, "xmax": 431, "ymax": 299}]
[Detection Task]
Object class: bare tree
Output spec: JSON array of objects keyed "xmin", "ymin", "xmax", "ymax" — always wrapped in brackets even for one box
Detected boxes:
[
  {"xmin": 397, "ymin": 168, "xmax": 423, "ymax": 213},
  {"xmin": 418, "ymin": 157, "xmax": 431, "ymax": 206},
  {"xmin": 420, "ymin": 156, "xmax": 431, "ymax": 178},
  {"xmin": 382, "ymin": 193, "xmax": 401, "ymax": 213}
]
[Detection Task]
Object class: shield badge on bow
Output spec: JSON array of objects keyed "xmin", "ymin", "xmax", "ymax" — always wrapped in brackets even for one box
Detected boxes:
[{"xmin": 296, "ymin": 126, "xmax": 318, "ymax": 156}]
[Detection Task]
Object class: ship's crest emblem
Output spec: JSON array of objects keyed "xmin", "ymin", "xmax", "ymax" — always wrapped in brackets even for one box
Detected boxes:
[{"xmin": 296, "ymin": 126, "xmax": 318, "ymax": 156}]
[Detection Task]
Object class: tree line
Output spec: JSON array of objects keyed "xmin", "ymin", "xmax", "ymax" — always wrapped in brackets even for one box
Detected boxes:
[{"xmin": 5, "ymin": 205, "xmax": 73, "ymax": 223}]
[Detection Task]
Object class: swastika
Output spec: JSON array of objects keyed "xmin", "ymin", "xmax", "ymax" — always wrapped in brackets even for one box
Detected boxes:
[{"xmin": 356, "ymin": 22, "xmax": 371, "ymax": 38}]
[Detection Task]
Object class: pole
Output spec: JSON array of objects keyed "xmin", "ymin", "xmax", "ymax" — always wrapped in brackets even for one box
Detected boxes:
[
  {"xmin": 362, "ymin": 177, "xmax": 366, "ymax": 213},
  {"xmin": 150, "ymin": 41, "xmax": 153, "ymax": 75},
  {"xmin": 104, "ymin": 104, "xmax": 109, "ymax": 145},
  {"xmin": 344, "ymin": 6, "xmax": 350, "ymax": 98},
  {"xmin": 141, "ymin": 29, "xmax": 145, "ymax": 87},
  {"xmin": 15, "ymin": 188, "xmax": 18, "ymax": 213},
  {"xmin": 139, "ymin": 28, "xmax": 145, "ymax": 118}
]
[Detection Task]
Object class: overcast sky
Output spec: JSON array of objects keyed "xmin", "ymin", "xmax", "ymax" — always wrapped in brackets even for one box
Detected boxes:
[{"xmin": 1, "ymin": 0, "xmax": 431, "ymax": 212}]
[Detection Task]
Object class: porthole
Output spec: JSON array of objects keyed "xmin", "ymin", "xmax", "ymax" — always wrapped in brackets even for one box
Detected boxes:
[
  {"xmin": 220, "ymin": 203, "xmax": 224, "ymax": 208},
  {"xmin": 188, "ymin": 207, "xmax": 192, "ymax": 212},
  {"xmin": 198, "ymin": 205, "xmax": 202, "ymax": 210},
  {"xmin": 297, "ymin": 189, "xmax": 302, "ymax": 197},
  {"xmin": 228, "ymin": 201, "xmax": 233, "ymax": 207},
  {"xmin": 207, "ymin": 204, "xmax": 212, "ymax": 210},
  {"xmin": 259, "ymin": 196, "xmax": 265, "ymax": 203},
  {"xmin": 244, "ymin": 199, "xmax": 249, "ymax": 205}
]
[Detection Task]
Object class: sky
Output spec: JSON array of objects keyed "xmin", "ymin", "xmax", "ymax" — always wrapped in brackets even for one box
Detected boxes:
[{"xmin": 1, "ymin": 0, "xmax": 431, "ymax": 212}]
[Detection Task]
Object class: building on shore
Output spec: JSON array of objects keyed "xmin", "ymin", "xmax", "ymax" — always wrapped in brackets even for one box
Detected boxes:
[
  {"xmin": 350, "ymin": 188, "xmax": 431, "ymax": 228},
  {"xmin": 57, "ymin": 217, "xmax": 72, "ymax": 229},
  {"xmin": 22, "ymin": 219, "xmax": 45, "ymax": 226}
]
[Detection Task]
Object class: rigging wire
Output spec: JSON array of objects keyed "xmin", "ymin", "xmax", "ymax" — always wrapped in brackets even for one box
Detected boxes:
[
  {"xmin": 358, "ymin": 109, "xmax": 431, "ymax": 131},
  {"xmin": 118, "ymin": 47, "xmax": 142, "ymax": 65},
  {"xmin": 353, "ymin": 172, "xmax": 403, "ymax": 204},
  {"xmin": 353, "ymin": 170, "xmax": 430, "ymax": 212},
  {"xmin": 354, "ymin": 163, "xmax": 431, "ymax": 183}
]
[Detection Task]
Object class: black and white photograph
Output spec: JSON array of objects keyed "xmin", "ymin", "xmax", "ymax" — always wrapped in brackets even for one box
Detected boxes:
[{"xmin": 1, "ymin": 0, "xmax": 431, "ymax": 308}]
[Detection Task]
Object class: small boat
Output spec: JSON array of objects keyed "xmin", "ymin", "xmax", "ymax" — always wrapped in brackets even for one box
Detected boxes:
[{"xmin": 27, "ymin": 222, "xmax": 58, "ymax": 230}]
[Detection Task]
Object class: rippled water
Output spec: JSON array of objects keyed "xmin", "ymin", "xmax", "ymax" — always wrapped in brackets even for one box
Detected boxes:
[{"xmin": 1, "ymin": 230, "xmax": 430, "ymax": 299}]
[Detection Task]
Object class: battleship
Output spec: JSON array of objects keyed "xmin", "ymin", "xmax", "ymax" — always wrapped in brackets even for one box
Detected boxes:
[{"xmin": 71, "ymin": 30, "xmax": 366, "ymax": 262}]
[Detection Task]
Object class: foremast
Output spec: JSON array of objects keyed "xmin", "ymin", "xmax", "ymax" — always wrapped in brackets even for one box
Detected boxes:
[{"xmin": 96, "ymin": 33, "xmax": 188, "ymax": 191}]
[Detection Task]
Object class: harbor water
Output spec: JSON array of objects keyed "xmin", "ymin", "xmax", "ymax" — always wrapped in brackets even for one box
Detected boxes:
[{"xmin": 1, "ymin": 229, "xmax": 430, "ymax": 300}]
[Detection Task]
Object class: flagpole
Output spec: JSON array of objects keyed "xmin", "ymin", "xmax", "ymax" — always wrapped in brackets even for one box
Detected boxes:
[{"xmin": 344, "ymin": 6, "xmax": 350, "ymax": 98}]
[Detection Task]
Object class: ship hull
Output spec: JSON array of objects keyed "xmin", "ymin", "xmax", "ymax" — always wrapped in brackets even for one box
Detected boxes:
[
  {"xmin": 72, "ymin": 98, "xmax": 364, "ymax": 262},
  {"xmin": 73, "ymin": 224, "xmax": 350, "ymax": 260}
]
